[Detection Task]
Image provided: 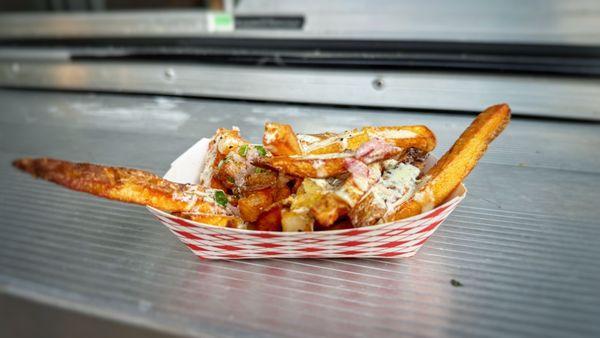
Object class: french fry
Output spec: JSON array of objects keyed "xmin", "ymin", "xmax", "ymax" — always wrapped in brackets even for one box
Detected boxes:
[
  {"xmin": 303, "ymin": 125, "xmax": 436, "ymax": 155},
  {"xmin": 382, "ymin": 104, "xmax": 511, "ymax": 222},
  {"xmin": 199, "ymin": 128, "xmax": 248, "ymax": 188},
  {"xmin": 263, "ymin": 122, "xmax": 303, "ymax": 156},
  {"xmin": 254, "ymin": 139, "xmax": 402, "ymax": 179},
  {"xmin": 255, "ymin": 204, "xmax": 283, "ymax": 231},
  {"xmin": 244, "ymin": 169, "xmax": 279, "ymax": 192},
  {"xmin": 254, "ymin": 155, "xmax": 351, "ymax": 178},
  {"xmin": 12, "ymin": 158, "xmax": 225, "ymax": 214},
  {"xmin": 238, "ymin": 188, "xmax": 275, "ymax": 222}
]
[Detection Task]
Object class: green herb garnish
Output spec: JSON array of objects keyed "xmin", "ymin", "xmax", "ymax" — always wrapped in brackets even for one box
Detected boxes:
[
  {"xmin": 217, "ymin": 159, "xmax": 225, "ymax": 169},
  {"xmin": 227, "ymin": 177, "xmax": 235, "ymax": 184},
  {"xmin": 214, "ymin": 190, "xmax": 228, "ymax": 207},
  {"xmin": 255, "ymin": 145, "xmax": 267, "ymax": 157},
  {"xmin": 254, "ymin": 167, "xmax": 266, "ymax": 174},
  {"xmin": 238, "ymin": 144, "xmax": 248, "ymax": 157},
  {"xmin": 450, "ymin": 279, "xmax": 463, "ymax": 287}
]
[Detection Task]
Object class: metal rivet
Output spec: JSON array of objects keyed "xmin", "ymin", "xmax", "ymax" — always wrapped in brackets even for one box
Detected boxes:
[
  {"xmin": 164, "ymin": 68, "xmax": 176, "ymax": 80},
  {"xmin": 372, "ymin": 78, "xmax": 384, "ymax": 90}
]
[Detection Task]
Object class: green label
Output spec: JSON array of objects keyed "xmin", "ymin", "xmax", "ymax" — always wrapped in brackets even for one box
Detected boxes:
[{"xmin": 208, "ymin": 12, "xmax": 234, "ymax": 32}]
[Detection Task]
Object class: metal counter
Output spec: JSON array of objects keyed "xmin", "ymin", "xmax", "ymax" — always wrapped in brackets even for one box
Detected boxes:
[{"xmin": 0, "ymin": 89, "xmax": 599, "ymax": 337}]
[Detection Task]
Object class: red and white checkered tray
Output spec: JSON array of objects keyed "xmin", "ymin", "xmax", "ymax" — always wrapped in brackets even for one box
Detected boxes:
[{"xmin": 148, "ymin": 138, "xmax": 466, "ymax": 260}]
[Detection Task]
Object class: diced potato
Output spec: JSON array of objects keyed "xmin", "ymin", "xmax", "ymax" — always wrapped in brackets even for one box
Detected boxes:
[
  {"xmin": 310, "ymin": 194, "xmax": 348, "ymax": 227},
  {"xmin": 281, "ymin": 209, "xmax": 314, "ymax": 232},
  {"xmin": 256, "ymin": 205, "xmax": 283, "ymax": 231},
  {"xmin": 238, "ymin": 189, "xmax": 274, "ymax": 222}
]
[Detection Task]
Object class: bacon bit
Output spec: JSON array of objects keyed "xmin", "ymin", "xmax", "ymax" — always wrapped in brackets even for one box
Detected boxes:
[
  {"xmin": 344, "ymin": 158, "xmax": 369, "ymax": 179},
  {"xmin": 355, "ymin": 138, "xmax": 400, "ymax": 164}
]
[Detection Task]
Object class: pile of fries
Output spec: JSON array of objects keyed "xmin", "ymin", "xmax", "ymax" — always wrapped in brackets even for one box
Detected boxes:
[{"xmin": 13, "ymin": 104, "xmax": 510, "ymax": 232}]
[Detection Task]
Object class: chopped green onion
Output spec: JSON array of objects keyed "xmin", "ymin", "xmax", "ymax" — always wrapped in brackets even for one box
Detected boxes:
[
  {"xmin": 255, "ymin": 145, "xmax": 267, "ymax": 157},
  {"xmin": 254, "ymin": 167, "xmax": 266, "ymax": 174},
  {"xmin": 217, "ymin": 159, "xmax": 225, "ymax": 169},
  {"xmin": 214, "ymin": 190, "xmax": 228, "ymax": 207},
  {"xmin": 238, "ymin": 144, "xmax": 248, "ymax": 157},
  {"xmin": 227, "ymin": 176, "xmax": 235, "ymax": 183}
]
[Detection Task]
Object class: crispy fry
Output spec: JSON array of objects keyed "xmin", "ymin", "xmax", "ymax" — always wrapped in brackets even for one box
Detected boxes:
[
  {"xmin": 263, "ymin": 122, "xmax": 303, "ymax": 156},
  {"xmin": 244, "ymin": 170, "xmax": 279, "ymax": 192},
  {"xmin": 254, "ymin": 154, "xmax": 351, "ymax": 178},
  {"xmin": 255, "ymin": 204, "xmax": 283, "ymax": 231},
  {"xmin": 303, "ymin": 125, "xmax": 436, "ymax": 155},
  {"xmin": 199, "ymin": 128, "xmax": 248, "ymax": 188},
  {"xmin": 383, "ymin": 104, "xmax": 511, "ymax": 222},
  {"xmin": 238, "ymin": 188, "xmax": 275, "ymax": 222},
  {"xmin": 12, "ymin": 158, "xmax": 225, "ymax": 214},
  {"xmin": 174, "ymin": 212, "xmax": 244, "ymax": 228},
  {"xmin": 254, "ymin": 139, "xmax": 403, "ymax": 179}
]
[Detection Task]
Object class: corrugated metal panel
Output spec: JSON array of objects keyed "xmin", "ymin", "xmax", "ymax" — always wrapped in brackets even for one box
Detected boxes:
[{"xmin": 0, "ymin": 89, "xmax": 599, "ymax": 337}]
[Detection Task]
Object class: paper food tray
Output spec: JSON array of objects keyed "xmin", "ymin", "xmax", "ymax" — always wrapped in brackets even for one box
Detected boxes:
[{"xmin": 147, "ymin": 138, "xmax": 467, "ymax": 260}]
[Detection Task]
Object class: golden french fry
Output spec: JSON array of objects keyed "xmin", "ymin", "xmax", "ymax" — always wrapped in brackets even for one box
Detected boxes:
[
  {"xmin": 254, "ymin": 155, "xmax": 350, "ymax": 178},
  {"xmin": 238, "ymin": 188, "xmax": 275, "ymax": 222},
  {"xmin": 255, "ymin": 204, "xmax": 283, "ymax": 231},
  {"xmin": 199, "ymin": 127, "xmax": 249, "ymax": 188},
  {"xmin": 12, "ymin": 158, "xmax": 224, "ymax": 214},
  {"xmin": 383, "ymin": 103, "xmax": 511, "ymax": 222},
  {"xmin": 263, "ymin": 122, "xmax": 303, "ymax": 156},
  {"xmin": 303, "ymin": 125, "xmax": 436, "ymax": 155}
]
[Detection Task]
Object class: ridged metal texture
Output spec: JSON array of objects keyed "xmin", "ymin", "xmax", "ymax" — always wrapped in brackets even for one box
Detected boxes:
[{"xmin": 0, "ymin": 89, "xmax": 599, "ymax": 337}]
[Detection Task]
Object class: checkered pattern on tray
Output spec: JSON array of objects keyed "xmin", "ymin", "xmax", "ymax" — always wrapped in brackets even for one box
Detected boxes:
[{"xmin": 148, "ymin": 192, "xmax": 464, "ymax": 260}]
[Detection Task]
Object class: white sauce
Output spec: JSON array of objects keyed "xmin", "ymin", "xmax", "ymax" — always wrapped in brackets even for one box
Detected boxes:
[
  {"xmin": 291, "ymin": 153, "xmax": 353, "ymax": 160},
  {"xmin": 297, "ymin": 134, "xmax": 322, "ymax": 144},
  {"xmin": 263, "ymin": 129, "xmax": 277, "ymax": 144},
  {"xmin": 198, "ymin": 146, "xmax": 217, "ymax": 187},
  {"xmin": 369, "ymin": 129, "xmax": 417, "ymax": 139},
  {"xmin": 172, "ymin": 185, "xmax": 216, "ymax": 211},
  {"xmin": 335, "ymin": 189, "xmax": 354, "ymax": 206},
  {"xmin": 310, "ymin": 178, "xmax": 334, "ymax": 191},
  {"xmin": 367, "ymin": 161, "xmax": 420, "ymax": 217},
  {"xmin": 217, "ymin": 136, "xmax": 243, "ymax": 154},
  {"xmin": 413, "ymin": 187, "xmax": 435, "ymax": 212},
  {"xmin": 312, "ymin": 160, "xmax": 328, "ymax": 177},
  {"xmin": 302, "ymin": 133, "xmax": 344, "ymax": 152}
]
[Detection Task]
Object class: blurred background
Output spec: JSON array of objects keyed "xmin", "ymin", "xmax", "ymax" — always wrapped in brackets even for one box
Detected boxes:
[{"xmin": 0, "ymin": 1, "xmax": 599, "ymax": 338}]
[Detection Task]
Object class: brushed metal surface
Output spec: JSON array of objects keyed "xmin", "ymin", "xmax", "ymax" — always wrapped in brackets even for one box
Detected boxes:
[
  {"xmin": 2, "ymin": 0, "xmax": 600, "ymax": 45},
  {"xmin": 0, "ymin": 89, "xmax": 599, "ymax": 337},
  {"xmin": 1, "ymin": 61, "xmax": 600, "ymax": 121}
]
